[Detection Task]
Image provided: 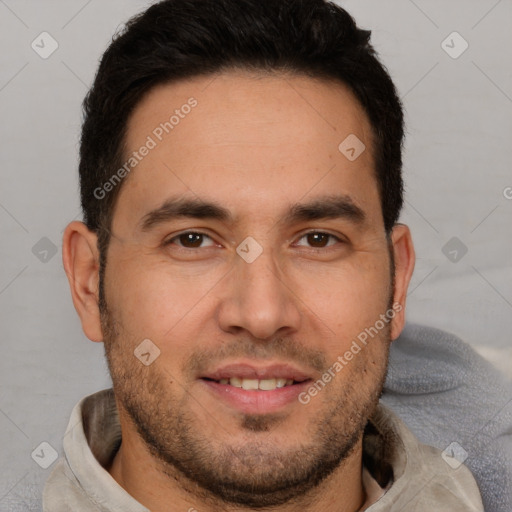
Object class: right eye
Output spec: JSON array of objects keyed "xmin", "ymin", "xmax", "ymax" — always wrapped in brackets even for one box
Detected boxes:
[{"xmin": 164, "ymin": 231, "xmax": 216, "ymax": 249}]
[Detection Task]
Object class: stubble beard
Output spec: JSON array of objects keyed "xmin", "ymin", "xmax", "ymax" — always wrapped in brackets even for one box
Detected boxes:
[{"xmin": 98, "ymin": 250, "xmax": 394, "ymax": 508}]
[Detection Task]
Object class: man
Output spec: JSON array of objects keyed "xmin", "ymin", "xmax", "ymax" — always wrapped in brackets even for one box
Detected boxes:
[{"xmin": 43, "ymin": 0, "xmax": 485, "ymax": 510}]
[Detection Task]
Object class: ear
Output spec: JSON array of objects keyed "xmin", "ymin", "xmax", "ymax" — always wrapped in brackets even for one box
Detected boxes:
[
  {"xmin": 62, "ymin": 221, "xmax": 104, "ymax": 342},
  {"xmin": 389, "ymin": 224, "xmax": 415, "ymax": 341}
]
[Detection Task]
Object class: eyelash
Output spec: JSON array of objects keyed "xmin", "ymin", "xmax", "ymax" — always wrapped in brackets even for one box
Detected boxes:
[{"xmin": 163, "ymin": 230, "xmax": 345, "ymax": 251}]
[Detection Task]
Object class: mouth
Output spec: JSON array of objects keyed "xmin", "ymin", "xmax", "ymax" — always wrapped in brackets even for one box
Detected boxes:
[
  {"xmin": 202, "ymin": 376, "xmax": 305, "ymax": 390},
  {"xmin": 198, "ymin": 363, "xmax": 314, "ymax": 414}
]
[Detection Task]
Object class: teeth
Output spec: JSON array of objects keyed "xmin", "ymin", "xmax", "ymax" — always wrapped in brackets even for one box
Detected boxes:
[
  {"xmin": 229, "ymin": 377, "xmax": 243, "ymax": 388},
  {"xmin": 241, "ymin": 379, "xmax": 259, "ymax": 390},
  {"xmin": 218, "ymin": 377, "xmax": 296, "ymax": 390},
  {"xmin": 258, "ymin": 378, "xmax": 277, "ymax": 390},
  {"xmin": 276, "ymin": 378, "xmax": 287, "ymax": 388}
]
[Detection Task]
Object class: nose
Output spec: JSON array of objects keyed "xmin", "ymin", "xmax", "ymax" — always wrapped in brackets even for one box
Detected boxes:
[{"xmin": 216, "ymin": 246, "xmax": 302, "ymax": 340}]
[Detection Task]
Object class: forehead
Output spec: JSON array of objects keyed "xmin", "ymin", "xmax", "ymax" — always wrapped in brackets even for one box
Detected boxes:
[
  {"xmin": 113, "ymin": 70, "xmax": 380, "ymax": 233},
  {"xmin": 125, "ymin": 70, "xmax": 373, "ymax": 150}
]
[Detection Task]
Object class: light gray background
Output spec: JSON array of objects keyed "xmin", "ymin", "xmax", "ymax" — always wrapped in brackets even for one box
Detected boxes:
[{"xmin": 1, "ymin": 0, "xmax": 511, "ymax": 510}]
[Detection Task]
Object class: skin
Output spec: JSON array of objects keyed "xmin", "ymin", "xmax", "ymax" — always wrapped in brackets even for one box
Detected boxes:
[{"xmin": 63, "ymin": 70, "xmax": 415, "ymax": 512}]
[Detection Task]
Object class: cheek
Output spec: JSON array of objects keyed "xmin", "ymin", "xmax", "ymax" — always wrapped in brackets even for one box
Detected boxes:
[
  {"xmin": 105, "ymin": 251, "xmax": 222, "ymax": 344},
  {"xmin": 289, "ymin": 255, "xmax": 391, "ymax": 347}
]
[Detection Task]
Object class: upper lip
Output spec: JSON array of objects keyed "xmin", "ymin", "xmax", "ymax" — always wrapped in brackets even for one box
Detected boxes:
[{"xmin": 200, "ymin": 362, "xmax": 313, "ymax": 382}]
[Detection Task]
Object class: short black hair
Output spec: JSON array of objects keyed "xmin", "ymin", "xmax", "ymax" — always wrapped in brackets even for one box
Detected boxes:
[{"xmin": 79, "ymin": 0, "xmax": 404, "ymax": 267}]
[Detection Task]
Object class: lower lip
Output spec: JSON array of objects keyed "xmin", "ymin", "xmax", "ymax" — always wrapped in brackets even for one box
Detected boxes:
[{"xmin": 200, "ymin": 379, "xmax": 311, "ymax": 415}]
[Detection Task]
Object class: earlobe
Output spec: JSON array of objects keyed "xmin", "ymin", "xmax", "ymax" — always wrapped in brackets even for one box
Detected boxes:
[
  {"xmin": 389, "ymin": 224, "xmax": 415, "ymax": 340},
  {"xmin": 62, "ymin": 221, "xmax": 104, "ymax": 342}
]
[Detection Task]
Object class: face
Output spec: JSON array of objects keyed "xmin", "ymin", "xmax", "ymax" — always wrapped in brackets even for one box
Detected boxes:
[{"xmin": 98, "ymin": 71, "xmax": 401, "ymax": 507}]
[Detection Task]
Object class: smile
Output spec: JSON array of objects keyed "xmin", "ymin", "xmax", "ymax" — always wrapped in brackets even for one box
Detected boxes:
[
  {"xmin": 207, "ymin": 377, "xmax": 296, "ymax": 390},
  {"xmin": 199, "ymin": 363, "xmax": 314, "ymax": 414}
]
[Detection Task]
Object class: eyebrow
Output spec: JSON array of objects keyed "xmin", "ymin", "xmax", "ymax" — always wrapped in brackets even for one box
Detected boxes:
[
  {"xmin": 139, "ymin": 194, "xmax": 366, "ymax": 232},
  {"xmin": 282, "ymin": 195, "xmax": 366, "ymax": 225},
  {"xmin": 140, "ymin": 197, "xmax": 232, "ymax": 231}
]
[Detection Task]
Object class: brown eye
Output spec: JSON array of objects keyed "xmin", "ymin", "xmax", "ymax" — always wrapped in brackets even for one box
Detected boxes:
[
  {"xmin": 296, "ymin": 232, "xmax": 340, "ymax": 249},
  {"xmin": 306, "ymin": 233, "xmax": 330, "ymax": 247},
  {"xmin": 179, "ymin": 233, "xmax": 204, "ymax": 247},
  {"xmin": 166, "ymin": 232, "xmax": 215, "ymax": 249}
]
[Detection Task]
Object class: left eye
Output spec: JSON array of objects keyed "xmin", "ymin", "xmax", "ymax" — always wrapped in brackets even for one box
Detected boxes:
[
  {"xmin": 295, "ymin": 232, "xmax": 341, "ymax": 249},
  {"xmin": 166, "ymin": 232, "xmax": 215, "ymax": 249}
]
